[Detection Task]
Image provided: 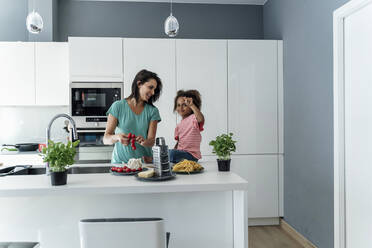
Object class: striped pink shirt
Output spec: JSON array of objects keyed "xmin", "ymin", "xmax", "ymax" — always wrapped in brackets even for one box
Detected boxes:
[{"xmin": 174, "ymin": 114, "xmax": 204, "ymax": 159}]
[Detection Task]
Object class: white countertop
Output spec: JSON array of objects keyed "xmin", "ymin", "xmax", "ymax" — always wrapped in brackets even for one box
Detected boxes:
[{"xmin": 0, "ymin": 162, "xmax": 248, "ymax": 197}]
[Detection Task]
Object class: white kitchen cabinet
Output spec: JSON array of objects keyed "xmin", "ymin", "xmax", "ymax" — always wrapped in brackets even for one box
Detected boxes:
[
  {"xmin": 176, "ymin": 39, "xmax": 228, "ymax": 156},
  {"xmin": 35, "ymin": 43, "xmax": 69, "ymax": 105},
  {"xmin": 69, "ymin": 37, "xmax": 123, "ymax": 82},
  {"xmin": 0, "ymin": 42, "xmax": 35, "ymax": 106},
  {"xmin": 230, "ymin": 155, "xmax": 279, "ymax": 222},
  {"xmin": 123, "ymin": 38, "xmax": 177, "ymax": 148},
  {"xmin": 228, "ymin": 40, "xmax": 279, "ymax": 154}
]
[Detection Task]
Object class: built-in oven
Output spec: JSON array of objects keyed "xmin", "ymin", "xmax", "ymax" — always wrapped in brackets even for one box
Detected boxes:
[
  {"xmin": 77, "ymin": 130, "xmax": 106, "ymax": 147},
  {"xmin": 70, "ymin": 82, "xmax": 123, "ymax": 129},
  {"xmin": 74, "ymin": 129, "xmax": 113, "ymax": 164},
  {"xmin": 69, "ymin": 82, "xmax": 123, "ymax": 163}
]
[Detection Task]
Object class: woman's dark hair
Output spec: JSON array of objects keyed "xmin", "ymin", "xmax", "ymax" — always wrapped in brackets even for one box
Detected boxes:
[
  {"xmin": 127, "ymin": 69, "xmax": 162, "ymax": 105},
  {"xmin": 173, "ymin": 89, "xmax": 202, "ymax": 112}
]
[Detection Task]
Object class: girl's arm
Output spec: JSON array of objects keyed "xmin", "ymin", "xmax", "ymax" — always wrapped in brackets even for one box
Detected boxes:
[
  {"xmin": 185, "ymin": 97, "xmax": 204, "ymax": 123},
  {"xmin": 190, "ymin": 103, "xmax": 205, "ymax": 123},
  {"xmin": 136, "ymin": 120, "xmax": 158, "ymax": 147},
  {"xmin": 103, "ymin": 114, "xmax": 129, "ymax": 145}
]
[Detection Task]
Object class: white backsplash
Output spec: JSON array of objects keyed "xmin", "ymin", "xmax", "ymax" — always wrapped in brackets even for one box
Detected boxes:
[{"xmin": 0, "ymin": 106, "xmax": 70, "ymax": 145}]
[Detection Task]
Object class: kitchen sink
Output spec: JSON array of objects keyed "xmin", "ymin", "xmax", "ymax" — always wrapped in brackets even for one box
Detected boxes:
[
  {"xmin": 2, "ymin": 166, "xmax": 111, "ymax": 176},
  {"xmin": 68, "ymin": 166, "xmax": 111, "ymax": 174}
]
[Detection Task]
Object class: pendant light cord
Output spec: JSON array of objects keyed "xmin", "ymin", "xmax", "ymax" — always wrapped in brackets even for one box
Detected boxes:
[
  {"xmin": 33, "ymin": 0, "xmax": 35, "ymax": 12},
  {"xmin": 170, "ymin": 0, "xmax": 173, "ymax": 15}
]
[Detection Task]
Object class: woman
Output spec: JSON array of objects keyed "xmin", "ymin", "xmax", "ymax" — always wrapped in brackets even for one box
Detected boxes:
[{"xmin": 103, "ymin": 69, "xmax": 162, "ymax": 164}]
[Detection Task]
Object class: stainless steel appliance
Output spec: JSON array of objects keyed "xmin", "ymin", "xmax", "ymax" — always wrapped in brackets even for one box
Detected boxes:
[
  {"xmin": 69, "ymin": 82, "xmax": 124, "ymax": 163},
  {"xmin": 75, "ymin": 130, "xmax": 113, "ymax": 163},
  {"xmin": 70, "ymin": 82, "xmax": 123, "ymax": 129},
  {"xmin": 152, "ymin": 137, "xmax": 171, "ymax": 177}
]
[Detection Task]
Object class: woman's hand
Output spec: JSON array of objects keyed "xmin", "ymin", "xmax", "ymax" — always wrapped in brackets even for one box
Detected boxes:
[
  {"xmin": 136, "ymin": 135, "xmax": 145, "ymax": 146},
  {"xmin": 116, "ymin": 133, "xmax": 129, "ymax": 146}
]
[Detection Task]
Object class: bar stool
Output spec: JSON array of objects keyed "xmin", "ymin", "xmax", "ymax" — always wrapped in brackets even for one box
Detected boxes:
[{"xmin": 79, "ymin": 218, "xmax": 170, "ymax": 248}]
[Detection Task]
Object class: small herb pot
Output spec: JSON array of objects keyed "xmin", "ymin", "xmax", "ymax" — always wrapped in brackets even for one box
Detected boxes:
[
  {"xmin": 50, "ymin": 171, "xmax": 68, "ymax": 186},
  {"xmin": 217, "ymin": 159, "xmax": 231, "ymax": 172}
]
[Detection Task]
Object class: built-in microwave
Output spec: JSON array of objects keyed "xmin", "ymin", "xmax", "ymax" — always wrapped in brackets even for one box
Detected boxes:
[{"xmin": 70, "ymin": 82, "xmax": 123, "ymax": 129}]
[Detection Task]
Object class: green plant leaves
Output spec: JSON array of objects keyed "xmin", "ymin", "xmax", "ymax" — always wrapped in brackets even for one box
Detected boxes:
[
  {"xmin": 41, "ymin": 140, "xmax": 80, "ymax": 172},
  {"xmin": 209, "ymin": 133, "xmax": 236, "ymax": 160}
]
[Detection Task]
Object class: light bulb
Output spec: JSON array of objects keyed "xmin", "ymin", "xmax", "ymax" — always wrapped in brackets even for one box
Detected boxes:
[
  {"xmin": 164, "ymin": 14, "xmax": 179, "ymax": 37},
  {"xmin": 26, "ymin": 11, "xmax": 43, "ymax": 34}
]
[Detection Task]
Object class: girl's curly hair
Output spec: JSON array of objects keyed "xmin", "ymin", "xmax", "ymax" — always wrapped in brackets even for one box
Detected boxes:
[{"xmin": 173, "ymin": 89, "xmax": 202, "ymax": 112}]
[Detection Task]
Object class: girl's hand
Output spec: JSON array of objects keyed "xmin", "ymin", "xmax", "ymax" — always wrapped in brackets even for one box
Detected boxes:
[
  {"xmin": 184, "ymin": 97, "xmax": 194, "ymax": 107},
  {"xmin": 136, "ymin": 135, "xmax": 145, "ymax": 146},
  {"xmin": 116, "ymin": 133, "xmax": 129, "ymax": 146}
]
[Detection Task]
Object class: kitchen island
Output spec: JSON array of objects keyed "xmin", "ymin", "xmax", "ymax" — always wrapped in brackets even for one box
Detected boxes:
[{"xmin": 0, "ymin": 162, "xmax": 248, "ymax": 248}]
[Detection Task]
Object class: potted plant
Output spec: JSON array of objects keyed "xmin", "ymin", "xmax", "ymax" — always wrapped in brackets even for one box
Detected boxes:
[
  {"xmin": 209, "ymin": 133, "xmax": 236, "ymax": 171},
  {"xmin": 41, "ymin": 140, "xmax": 79, "ymax": 186}
]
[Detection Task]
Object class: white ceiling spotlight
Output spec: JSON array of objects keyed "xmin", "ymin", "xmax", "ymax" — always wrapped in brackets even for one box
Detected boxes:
[
  {"xmin": 164, "ymin": 0, "xmax": 179, "ymax": 37},
  {"xmin": 26, "ymin": 0, "xmax": 43, "ymax": 34}
]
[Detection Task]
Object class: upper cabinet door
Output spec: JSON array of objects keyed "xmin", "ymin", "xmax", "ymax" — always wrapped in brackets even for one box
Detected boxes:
[
  {"xmin": 228, "ymin": 40, "xmax": 278, "ymax": 154},
  {"xmin": 176, "ymin": 40, "xmax": 228, "ymax": 156},
  {"xmin": 69, "ymin": 37, "xmax": 123, "ymax": 82},
  {"xmin": 123, "ymin": 38, "xmax": 177, "ymax": 148},
  {"xmin": 35, "ymin": 42, "xmax": 69, "ymax": 105},
  {"xmin": 0, "ymin": 42, "xmax": 35, "ymax": 106}
]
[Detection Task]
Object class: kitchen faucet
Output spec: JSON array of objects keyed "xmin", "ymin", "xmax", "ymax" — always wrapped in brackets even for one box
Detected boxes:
[{"xmin": 45, "ymin": 114, "xmax": 78, "ymax": 175}]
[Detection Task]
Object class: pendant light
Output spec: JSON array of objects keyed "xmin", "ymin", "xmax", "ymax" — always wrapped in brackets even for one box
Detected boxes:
[
  {"xmin": 26, "ymin": 0, "xmax": 43, "ymax": 34},
  {"xmin": 164, "ymin": 0, "xmax": 179, "ymax": 37}
]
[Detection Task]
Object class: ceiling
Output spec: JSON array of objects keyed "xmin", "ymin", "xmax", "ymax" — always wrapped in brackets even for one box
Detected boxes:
[{"xmin": 77, "ymin": 0, "xmax": 268, "ymax": 5}]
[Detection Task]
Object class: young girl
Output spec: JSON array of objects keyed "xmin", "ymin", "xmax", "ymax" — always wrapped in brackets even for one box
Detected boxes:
[{"xmin": 169, "ymin": 90, "xmax": 205, "ymax": 163}]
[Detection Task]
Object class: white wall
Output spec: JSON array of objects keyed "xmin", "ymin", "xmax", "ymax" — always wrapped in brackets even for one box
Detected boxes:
[{"xmin": 0, "ymin": 106, "xmax": 69, "ymax": 145}]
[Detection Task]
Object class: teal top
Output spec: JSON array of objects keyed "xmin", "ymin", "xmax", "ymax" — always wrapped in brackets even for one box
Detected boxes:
[{"xmin": 106, "ymin": 99, "xmax": 161, "ymax": 163}]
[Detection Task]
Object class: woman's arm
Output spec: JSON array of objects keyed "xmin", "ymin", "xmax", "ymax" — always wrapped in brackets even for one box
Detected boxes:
[
  {"xmin": 136, "ymin": 120, "xmax": 158, "ymax": 147},
  {"xmin": 103, "ymin": 114, "xmax": 129, "ymax": 145}
]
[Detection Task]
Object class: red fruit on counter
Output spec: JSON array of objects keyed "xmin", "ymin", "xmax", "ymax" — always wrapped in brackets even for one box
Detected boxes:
[
  {"xmin": 126, "ymin": 168, "xmax": 131, "ymax": 173},
  {"xmin": 123, "ymin": 166, "xmax": 128, "ymax": 169},
  {"xmin": 117, "ymin": 168, "xmax": 124, "ymax": 173},
  {"xmin": 131, "ymin": 169, "xmax": 136, "ymax": 172},
  {"xmin": 138, "ymin": 168, "xmax": 142, "ymax": 171}
]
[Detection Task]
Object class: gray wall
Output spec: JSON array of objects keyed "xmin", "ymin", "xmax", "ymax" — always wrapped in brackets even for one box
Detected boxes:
[
  {"xmin": 0, "ymin": 0, "xmax": 28, "ymax": 41},
  {"xmin": 0, "ymin": 0, "xmax": 55, "ymax": 42},
  {"xmin": 263, "ymin": 0, "xmax": 349, "ymax": 247},
  {"xmin": 57, "ymin": 0, "xmax": 263, "ymax": 41}
]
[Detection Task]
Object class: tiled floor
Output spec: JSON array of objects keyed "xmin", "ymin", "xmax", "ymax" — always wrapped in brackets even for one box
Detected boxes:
[{"xmin": 249, "ymin": 226, "xmax": 304, "ymax": 248}]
